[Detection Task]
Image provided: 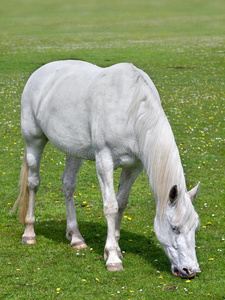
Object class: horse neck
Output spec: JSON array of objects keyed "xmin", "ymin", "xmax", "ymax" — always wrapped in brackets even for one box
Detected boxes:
[
  {"xmin": 137, "ymin": 114, "xmax": 187, "ymax": 215},
  {"xmin": 128, "ymin": 73, "xmax": 186, "ymax": 214}
]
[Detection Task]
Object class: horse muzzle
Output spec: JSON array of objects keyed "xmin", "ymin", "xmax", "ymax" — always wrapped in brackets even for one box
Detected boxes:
[{"xmin": 173, "ymin": 266, "xmax": 201, "ymax": 279}]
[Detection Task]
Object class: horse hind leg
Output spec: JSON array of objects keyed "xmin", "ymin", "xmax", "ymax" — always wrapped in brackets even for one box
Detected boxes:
[
  {"xmin": 62, "ymin": 156, "xmax": 87, "ymax": 249},
  {"xmin": 115, "ymin": 164, "xmax": 143, "ymax": 258},
  {"xmin": 20, "ymin": 139, "xmax": 47, "ymax": 244}
]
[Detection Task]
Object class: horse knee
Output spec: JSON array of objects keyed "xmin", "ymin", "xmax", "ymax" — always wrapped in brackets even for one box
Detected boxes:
[{"xmin": 104, "ymin": 201, "xmax": 118, "ymax": 217}]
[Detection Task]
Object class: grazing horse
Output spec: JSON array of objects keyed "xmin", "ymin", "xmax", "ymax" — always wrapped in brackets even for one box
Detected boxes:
[{"xmin": 12, "ymin": 60, "xmax": 201, "ymax": 278}]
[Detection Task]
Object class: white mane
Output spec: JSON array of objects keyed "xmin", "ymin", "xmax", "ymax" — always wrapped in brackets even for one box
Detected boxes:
[{"xmin": 129, "ymin": 73, "xmax": 187, "ymax": 217}]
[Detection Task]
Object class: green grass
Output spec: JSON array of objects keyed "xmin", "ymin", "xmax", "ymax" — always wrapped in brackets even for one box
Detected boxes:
[{"xmin": 0, "ymin": 0, "xmax": 224, "ymax": 299}]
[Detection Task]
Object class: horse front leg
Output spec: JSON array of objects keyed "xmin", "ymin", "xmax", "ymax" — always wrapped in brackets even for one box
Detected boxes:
[
  {"xmin": 62, "ymin": 156, "xmax": 87, "ymax": 249},
  {"xmin": 115, "ymin": 164, "xmax": 143, "ymax": 258},
  {"xmin": 96, "ymin": 149, "xmax": 124, "ymax": 271}
]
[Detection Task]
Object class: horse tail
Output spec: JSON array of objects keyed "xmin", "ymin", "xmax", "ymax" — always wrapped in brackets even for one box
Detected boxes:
[{"xmin": 11, "ymin": 150, "xmax": 29, "ymax": 223}]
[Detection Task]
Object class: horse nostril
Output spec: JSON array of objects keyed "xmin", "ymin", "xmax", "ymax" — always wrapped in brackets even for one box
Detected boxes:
[
  {"xmin": 182, "ymin": 268, "xmax": 189, "ymax": 275},
  {"xmin": 173, "ymin": 267, "xmax": 181, "ymax": 277}
]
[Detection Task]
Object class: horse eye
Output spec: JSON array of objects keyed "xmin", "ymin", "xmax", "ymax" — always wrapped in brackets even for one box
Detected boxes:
[{"xmin": 171, "ymin": 225, "xmax": 180, "ymax": 234}]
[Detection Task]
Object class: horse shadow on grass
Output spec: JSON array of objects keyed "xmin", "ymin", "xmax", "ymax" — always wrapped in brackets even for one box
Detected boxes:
[{"xmin": 35, "ymin": 219, "xmax": 171, "ymax": 274}]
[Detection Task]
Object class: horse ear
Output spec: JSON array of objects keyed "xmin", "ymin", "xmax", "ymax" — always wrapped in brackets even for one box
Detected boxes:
[
  {"xmin": 188, "ymin": 182, "xmax": 200, "ymax": 201},
  {"xmin": 169, "ymin": 185, "xmax": 178, "ymax": 204}
]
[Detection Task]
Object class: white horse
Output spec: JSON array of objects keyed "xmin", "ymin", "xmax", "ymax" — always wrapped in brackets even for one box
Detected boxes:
[{"xmin": 12, "ymin": 60, "xmax": 201, "ymax": 278}]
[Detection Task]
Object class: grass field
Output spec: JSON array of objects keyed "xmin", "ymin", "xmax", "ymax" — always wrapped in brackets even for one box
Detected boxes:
[{"xmin": 0, "ymin": 0, "xmax": 224, "ymax": 299}]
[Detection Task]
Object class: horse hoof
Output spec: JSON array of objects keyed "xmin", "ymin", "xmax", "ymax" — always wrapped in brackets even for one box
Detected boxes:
[
  {"xmin": 22, "ymin": 236, "xmax": 36, "ymax": 244},
  {"xmin": 71, "ymin": 241, "xmax": 88, "ymax": 249},
  {"xmin": 106, "ymin": 263, "xmax": 124, "ymax": 272}
]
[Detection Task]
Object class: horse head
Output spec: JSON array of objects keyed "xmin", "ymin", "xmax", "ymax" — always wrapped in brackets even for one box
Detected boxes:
[{"xmin": 154, "ymin": 183, "xmax": 201, "ymax": 278}]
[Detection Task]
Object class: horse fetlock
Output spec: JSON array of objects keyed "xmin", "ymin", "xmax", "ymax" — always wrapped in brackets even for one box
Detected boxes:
[
  {"xmin": 67, "ymin": 230, "xmax": 87, "ymax": 249},
  {"xmin": 66, "ymin": 230, "xmax": 72, "ymax": 241},
  {"xmin": 24, "ymin": 222, "xmax": 35, "ymax": 232},
  {"xmin": 105, "ymin": 249, "xmax": 124, "ymax": 271},
  {"xmin": 66, "ymin": 227, "xmax": 82, "ymax": 240},
  {"xmin": 104, "ymin": 247, "xmax": 122, "ymax": 264}
]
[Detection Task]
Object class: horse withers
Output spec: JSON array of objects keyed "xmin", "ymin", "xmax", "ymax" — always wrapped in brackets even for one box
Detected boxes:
[{"xmin": 12, "ymin": 60, "xmax": 201, "ymax": 278}]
